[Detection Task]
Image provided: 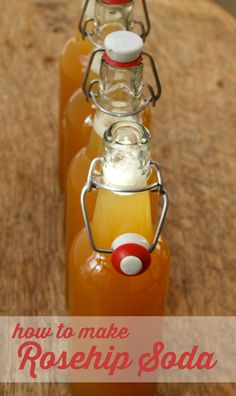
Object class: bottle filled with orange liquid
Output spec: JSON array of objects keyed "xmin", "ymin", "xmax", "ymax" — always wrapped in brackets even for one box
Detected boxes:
[
  {"xmin": 59, "ymin": 0, "xmax": 151, "ymax": 192},
  {"xmin": 66, "ymin": 31, "xmax": 162, "ymax": 260},
  {"xmin": 69, "ymin": 120, "xmax": 170, "ymax": 396}
]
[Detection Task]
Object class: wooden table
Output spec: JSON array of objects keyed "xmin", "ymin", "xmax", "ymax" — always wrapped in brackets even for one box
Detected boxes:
[{"xmin": 0, "ymin": 0, "xmax": 235, "ymax": 394}]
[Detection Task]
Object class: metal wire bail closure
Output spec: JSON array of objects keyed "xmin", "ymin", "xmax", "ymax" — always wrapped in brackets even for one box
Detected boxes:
[
  {"xmin": 82, "ymin": 49, "xmax": 162, "ymax": 116},
  {"xmin": 79, "ymin": 0, "xmax": 151, "ymax": 44},
  {"xmin": 81, "ymin": 158, "xmax": 169, "ymax": 264},
  {"xmin": 78, "ymin": 0, "xmax": 95, "ymax": 42},
  {"xmin": 134, "ymin": 0, "xmax": 151, "ymax": 41},
  {"xmin": 82, "ymin": 48, "xmax": 104, "ymax": 101}
]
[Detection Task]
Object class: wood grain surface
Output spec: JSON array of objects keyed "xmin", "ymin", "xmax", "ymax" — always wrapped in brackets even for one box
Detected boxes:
[{"xmin": 0, "ymin": 0, "xmax": 235, "ymax": 394}]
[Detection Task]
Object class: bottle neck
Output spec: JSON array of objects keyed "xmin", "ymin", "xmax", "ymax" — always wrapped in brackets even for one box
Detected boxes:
[
  {"xmin": 91, "ymin": 121, "xmax": 153, "ymax": 248},
  {"xmin": 87, "ymin": 58, "xmax": 144, "ymax": 153},
  {"xmin": 87, "ymin": 109, "xmax": 142, "ymax": 160},
  {"xmin": 93, "ymin": 0, "xmax": 135, "ymax": 45},
  {"xmin": 96, "ymin": 58, "xmax": 144, "ymax": 114},
  {"xmin": 102, "ymin": 121, "xmax": 150, "ymax": 188}
]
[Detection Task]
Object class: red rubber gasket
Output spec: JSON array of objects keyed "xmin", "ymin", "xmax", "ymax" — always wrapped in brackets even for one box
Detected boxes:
[
  {"xmin": 102, "ymin": 0, "xmax": 132, "ymax": 4},
  {"xmin": 103, "ymin": 53, "xmax": 143, "ymax": 68}
]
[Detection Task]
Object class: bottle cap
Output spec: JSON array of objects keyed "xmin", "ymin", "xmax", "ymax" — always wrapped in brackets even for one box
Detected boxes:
[{"xmin": 104, "ymin": 31, "xmax": 143, "ymax": 64}]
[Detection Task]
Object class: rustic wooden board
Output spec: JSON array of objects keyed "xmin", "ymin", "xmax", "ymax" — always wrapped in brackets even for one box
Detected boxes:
[{"xmin": 0, "ymin": 0, "xmax": 235, "ymax": 394}]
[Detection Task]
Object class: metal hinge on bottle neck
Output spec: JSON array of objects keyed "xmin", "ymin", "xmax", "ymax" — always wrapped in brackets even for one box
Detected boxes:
[
  {"xmin": 79, "ymin": 0, "xmax": 151, "ymax": 45},
  {"xmin": 82, "ymin": 48, "xmax": 162, "ymax": 117},
  {"xmin": 81, "ymin": 158, "xmax": 169, "ymax": 255}
]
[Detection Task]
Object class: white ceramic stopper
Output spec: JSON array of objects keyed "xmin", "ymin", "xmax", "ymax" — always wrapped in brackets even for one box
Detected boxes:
[
  {"xmin": 112, "ymin": 233, "xmax": 150, "ymax": 250},
  {"xmin": 104, "ymin": 31, "xmax": 143, "ymax": 63}
]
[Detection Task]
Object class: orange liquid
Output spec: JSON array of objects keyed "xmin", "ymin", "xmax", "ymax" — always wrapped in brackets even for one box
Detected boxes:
[
  {"xmin": 58, "ymin": 34, "xmax": 93, "ymax": 192},
  {"xmin": 69, "ymin": 189, "xmax": 170, "ymax": 396}
]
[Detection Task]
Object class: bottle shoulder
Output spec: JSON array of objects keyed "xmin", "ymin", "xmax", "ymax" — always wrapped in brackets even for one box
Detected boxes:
[
  {"xmin": 66, "ymin": 88, "xmax": 85, "ymax": 114},
  {"xmin": 60, "ymin": 36, "xmax": 78, "ymax": 54},
  {"xmin": 60, "ymin": 36, "xmax": 93, "ymax": 79},
  {"xmin": 66, "ymin": 90, "xmax": 94, "ymax": 128},
  {"xmin": 68, "ymin": 147, "xmax": 89, "ymax": 177},
  {"xmin": 60, "ymin": 35, "xmax": 92, "ymax": 57}
]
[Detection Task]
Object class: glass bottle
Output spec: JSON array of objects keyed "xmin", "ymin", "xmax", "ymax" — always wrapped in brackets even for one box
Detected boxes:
[{"xmin": 69, "ymin": 120, "xmax": 170, "ymax": 396}]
